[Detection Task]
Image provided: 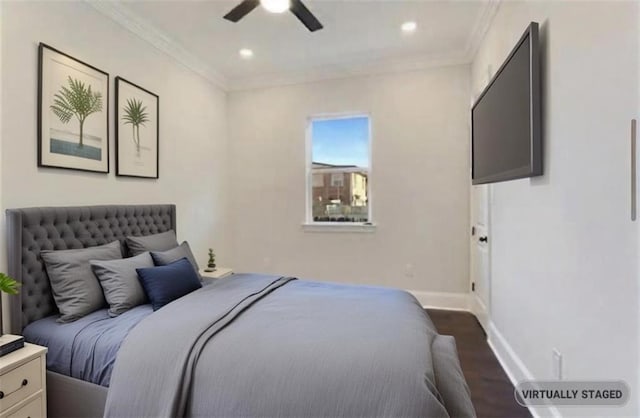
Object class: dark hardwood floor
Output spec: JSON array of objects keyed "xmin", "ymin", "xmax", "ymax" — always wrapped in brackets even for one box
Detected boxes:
[{"xmin": 428, "ymin": 309, "xmax": 531, "ymax": 418}]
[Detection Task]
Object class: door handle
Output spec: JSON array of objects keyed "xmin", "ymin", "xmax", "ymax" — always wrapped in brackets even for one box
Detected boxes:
[{"xmin": 479, "ymin": 236, "xmax": 488, "ymax": 243}]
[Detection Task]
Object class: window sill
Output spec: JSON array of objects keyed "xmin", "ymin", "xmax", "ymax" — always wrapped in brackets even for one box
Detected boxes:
[{"xmin": 301, "ymin": 222, "xmax": 377, "ymax": 233}]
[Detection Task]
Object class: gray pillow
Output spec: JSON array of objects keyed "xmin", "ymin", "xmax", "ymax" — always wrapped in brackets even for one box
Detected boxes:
[
  {"xmin": 126, "ymin": 230, "xmax": 178, "ymax": 256},
  {"xmin": 41, "ymin": 241, "xmax": 123, "ymax": 323},
  {"xmin": 91, "ymin": 252, "xmax": 154, "ymax": 317},
  {"xmin": 150, "ymin": 241, "xmax": 200, "ymax": 272}
]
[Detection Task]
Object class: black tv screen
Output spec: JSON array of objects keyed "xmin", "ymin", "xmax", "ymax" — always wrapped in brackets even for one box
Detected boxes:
[{"xmin": 472, "ymin": 22, "xmax": 542, "ymax": 185}]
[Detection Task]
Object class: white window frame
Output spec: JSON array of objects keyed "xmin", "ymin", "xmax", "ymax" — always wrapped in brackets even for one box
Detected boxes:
[{"xmin": 303, "ymin": 113, "xmax": 375, "ymax": 232}]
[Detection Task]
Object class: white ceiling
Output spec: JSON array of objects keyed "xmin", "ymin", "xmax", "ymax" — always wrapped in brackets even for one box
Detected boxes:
[{"xmin": 93, "ymin": 1, "xmax": 498, "ymax": 90}]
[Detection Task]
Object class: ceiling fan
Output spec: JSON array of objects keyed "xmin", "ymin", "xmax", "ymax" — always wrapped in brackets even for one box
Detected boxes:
[{"xmin": 224, "ymin": 0, "xmax": 323, "ymax": 32}]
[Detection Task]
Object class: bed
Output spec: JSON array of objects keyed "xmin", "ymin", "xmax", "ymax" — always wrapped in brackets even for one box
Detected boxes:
[{"xmin": 5, "ymin": 204, "xmax": 475, "ymax": 418}]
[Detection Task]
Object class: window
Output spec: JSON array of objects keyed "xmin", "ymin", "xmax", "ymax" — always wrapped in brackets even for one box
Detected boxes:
[
  {"xmin": 307, "ymin": 115, "xmax": 371, "ymax": 224},
  {"xmin": 330, "ymin": 173, "xmax": 344, "ymax": 187}
]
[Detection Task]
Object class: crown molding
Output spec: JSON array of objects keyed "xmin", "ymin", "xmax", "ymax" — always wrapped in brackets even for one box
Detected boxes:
[
  {"xmin": 227, "ymin": 51, "xmax": 470, "ymax": 91},
  {"xmin": 86, "ymin": 0, "xmax": 499, "ymax": 92},
  {"xmin": 464, "ymin": 0, "xmax": 502, "ymax": 61},
  {"xmin": 86, "ymin": 0, "xmax": 228, "ymax": 89}
]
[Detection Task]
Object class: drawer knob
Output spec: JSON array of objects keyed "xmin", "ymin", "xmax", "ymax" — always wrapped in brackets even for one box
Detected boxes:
[{"xmin": 0, "ymin": 379, "xmax": 28, "ymax": 400}]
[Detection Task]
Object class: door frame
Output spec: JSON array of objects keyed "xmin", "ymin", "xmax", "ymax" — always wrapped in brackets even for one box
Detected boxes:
[{"xmin": 470, "ymin": 184, "xmax": 491, "ymax": 333}]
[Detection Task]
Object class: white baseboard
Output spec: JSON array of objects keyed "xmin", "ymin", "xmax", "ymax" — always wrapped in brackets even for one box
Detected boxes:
[
  {"xmin": 408, "ymin": 290, "xmax": 470, "ymax": 311},
  {"xmin": 488, "ymin": 321, "xmax": 562, "ymax": 418}
]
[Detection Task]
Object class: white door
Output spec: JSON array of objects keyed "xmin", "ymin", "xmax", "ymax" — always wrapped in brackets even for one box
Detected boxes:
[{"xmin": 470, "ymin": 184, "xmax": 491, "ymax": 332}]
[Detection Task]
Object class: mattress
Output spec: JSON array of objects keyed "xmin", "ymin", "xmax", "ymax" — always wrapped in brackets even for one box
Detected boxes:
[{"xmin": 23, "ymin": 305, "xmax": 153, "ymax": 387}]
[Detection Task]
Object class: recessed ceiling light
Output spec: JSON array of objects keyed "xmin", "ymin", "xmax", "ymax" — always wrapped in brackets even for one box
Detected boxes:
[
  {"xmin": 239, "ymin": 48, "xmax": 254, "ymax": 59},
  {"xmin": 261, "ymin": 0, "xmax": 290, "ymax": 14},
  {"xmin": 401, "ymin": 21, "xmax": 417, "ymax": 34}
]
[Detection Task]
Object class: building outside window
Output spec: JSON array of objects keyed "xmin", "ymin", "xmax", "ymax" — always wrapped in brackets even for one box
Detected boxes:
[{"xmin": 307, "ymin": 115, "xmax": 371, "ymax": 223}]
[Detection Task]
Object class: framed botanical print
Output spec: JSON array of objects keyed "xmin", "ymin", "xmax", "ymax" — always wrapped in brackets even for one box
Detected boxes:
[
  {"xmin": 38, "ymin": 43, "xmax": 109, "ymax": 173},
  {"xmin": 115, "ymin": 77, "xmax": 159, "ymax": 179}
]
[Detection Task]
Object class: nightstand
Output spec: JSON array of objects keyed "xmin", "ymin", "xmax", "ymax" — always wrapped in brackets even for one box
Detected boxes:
[
  {"xmin": 0, "ymin": 341, "xmax": 47, "ymax": 418},
  {"xmin": 199, "ymin": 267, "xmax": 233, "ymax": 279}
]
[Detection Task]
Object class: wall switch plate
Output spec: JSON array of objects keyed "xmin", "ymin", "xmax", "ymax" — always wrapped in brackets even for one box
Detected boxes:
[{"xmin": 552, "ymin": 349, "xmax": 563, "ymax": 380}]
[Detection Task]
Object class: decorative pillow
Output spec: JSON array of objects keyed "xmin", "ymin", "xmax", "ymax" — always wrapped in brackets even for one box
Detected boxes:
[
  {"xmin": 126, "ymin": 230, "xmax": 178, "ymax": 257},
  {"xmin": 41, "ymin": 240, "xmax": 123, "ymax": 323},
  {"xmin": 136, "ymin": 257, "xmax": 202, "ymax": 311},
  {"xmin": 90, "ymin": 252, "xmax": 154, "ymax": 317},
  {"xmin": 150, "ymin": 241, "xmax": 200, "ymax": 272}
]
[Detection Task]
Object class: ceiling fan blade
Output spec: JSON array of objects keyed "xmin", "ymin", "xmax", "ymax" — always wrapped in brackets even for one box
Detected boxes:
[
  {"xmin": 224, "ymin": 0, "xmax": 260, "ymax": 22},
  {"xmin": 290, "ymin": 0, "xmax": 323, "ymax": 32}
]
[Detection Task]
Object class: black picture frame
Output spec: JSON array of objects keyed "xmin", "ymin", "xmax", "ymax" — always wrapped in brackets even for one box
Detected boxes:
[
  {"xmin": 115, "ymin": 77, "xmax": 160, "ymax": 179},
  {"xmin": 38, "ymin": 43, "xmax": 110, "ymax": 173}
]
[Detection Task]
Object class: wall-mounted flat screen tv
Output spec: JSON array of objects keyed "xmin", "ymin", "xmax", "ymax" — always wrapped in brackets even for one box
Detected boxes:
[{"xmin": 471, "ymin": 22, "xmax": 542, "ymax": 185}]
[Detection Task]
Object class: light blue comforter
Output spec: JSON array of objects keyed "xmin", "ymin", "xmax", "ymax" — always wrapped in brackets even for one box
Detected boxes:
[{"xmin": 105, "ymin": 274, "xmax": 465, "ymax": 417}]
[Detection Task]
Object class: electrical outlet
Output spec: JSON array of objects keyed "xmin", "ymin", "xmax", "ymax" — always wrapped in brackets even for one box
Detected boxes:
[
  {"xmin": 263, "ymin": 256, "xmax": 271, "ymax": 266},
  {"xmin": 552, "ymin": 349, "xmax": 563, "ymax": 380}
]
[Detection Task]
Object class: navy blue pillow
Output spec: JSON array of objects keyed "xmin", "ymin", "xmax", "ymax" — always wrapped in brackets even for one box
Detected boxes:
[{"xmin": 136, "ymin": 257, "xmax": 202, "ymax": 311}]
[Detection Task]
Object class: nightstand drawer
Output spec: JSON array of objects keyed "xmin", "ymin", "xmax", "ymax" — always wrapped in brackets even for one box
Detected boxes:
[
  {"xmin": 5, "ymin": 394, "xmax": 43, "ymax": 418},
  {"xmin": 0, "ymin": 358, "xmax": 42, "ymax": 412}
]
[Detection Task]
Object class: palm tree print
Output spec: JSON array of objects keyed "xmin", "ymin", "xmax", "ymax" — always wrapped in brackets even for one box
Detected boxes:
[
  {"xmin": 50, "ymin": 76, "xmax": 103, "ymax": 146},
  {"xmin": 122, "ymin": 98, "xmax": 149, "ymax": 156}
]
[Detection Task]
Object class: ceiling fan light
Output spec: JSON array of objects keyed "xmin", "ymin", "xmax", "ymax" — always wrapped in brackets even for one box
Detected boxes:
[{"xmin": 261, "ymin": 0, "xmax": 290, "ymax": 14}]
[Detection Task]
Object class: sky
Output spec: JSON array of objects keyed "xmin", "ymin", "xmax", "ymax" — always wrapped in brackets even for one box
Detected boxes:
[{"xmin": 312, "ymin": 116, "xmax": 369, "ymax": 168}]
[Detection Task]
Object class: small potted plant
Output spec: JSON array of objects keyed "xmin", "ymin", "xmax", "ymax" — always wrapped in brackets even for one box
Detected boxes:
[
  {"xmin": 207, "ymin": 249, "xmax": 216, "ymax": 270},
  {"xmin": 0, "ymin": 273, "xmax": 20, "ymax": 337}
]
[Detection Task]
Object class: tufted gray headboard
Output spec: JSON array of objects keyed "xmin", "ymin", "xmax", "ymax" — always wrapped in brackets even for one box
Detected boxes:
[{"xmin": 5, "ymin": 204, "xmax": 176, "ymax": 334}]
